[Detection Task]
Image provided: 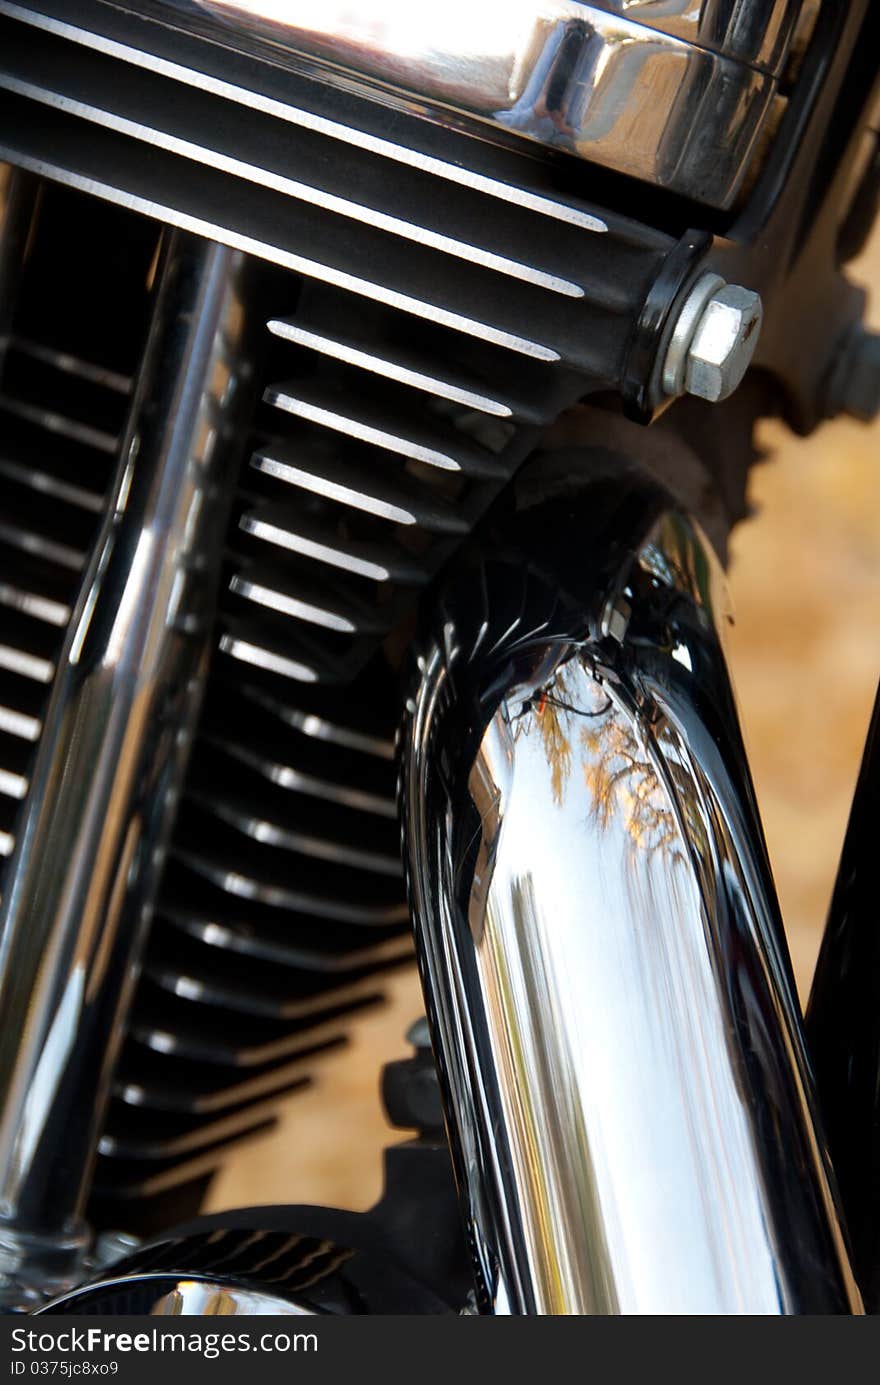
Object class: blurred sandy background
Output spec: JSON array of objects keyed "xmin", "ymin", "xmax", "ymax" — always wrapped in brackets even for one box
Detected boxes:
[{"xmin": 209, "ymin": 232, "xmax": 880, "ymax": 1216}]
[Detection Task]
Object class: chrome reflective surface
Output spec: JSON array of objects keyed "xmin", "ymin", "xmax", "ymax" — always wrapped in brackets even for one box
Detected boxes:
[
  {"xmin": 42, "ymin": 1276, "xmax": 317, "ymax": 1316},
  {"xmin": 0, "ymin": 232, "xmax": 255, "ymax": 1308},
  {"xmin": 593, "ymin": 2, "xmax": 803, "ymax": 68},
  {"xmin": 402, "ymin": 465, "xmax": 861, "ymax": 1314},
  {"xmin": 807, "ymin": 680, "xmax": 880, "ymax": 1310},
  {"xmin": 151, "ymin": 0, "xmax": 798, "ymax": 206}
]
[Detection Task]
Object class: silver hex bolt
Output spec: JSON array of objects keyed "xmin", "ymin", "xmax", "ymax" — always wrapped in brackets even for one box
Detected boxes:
[{"xmin": 663, "ymin": 273, "xmax": 763, "ymax": 403}]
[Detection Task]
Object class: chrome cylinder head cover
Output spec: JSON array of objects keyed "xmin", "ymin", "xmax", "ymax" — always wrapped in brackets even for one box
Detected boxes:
[
  {"xmin": 401, "ymin": 455, "xmax": 861, "ymax": 1314},
  {"xmin": 161, "ymin": 0, "xmax": 807, "ymax": 206}
]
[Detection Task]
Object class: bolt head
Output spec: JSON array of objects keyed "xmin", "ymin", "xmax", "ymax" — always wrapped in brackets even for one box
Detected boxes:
[{"xmin": 685, "ymin": 285, "xmax": 763, "ymax": 403}]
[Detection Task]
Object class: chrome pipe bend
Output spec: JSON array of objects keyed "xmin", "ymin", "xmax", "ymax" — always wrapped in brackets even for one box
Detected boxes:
[{"xmin": 400, "ymin": 458, "xmax": 861, "ymax": 1315}]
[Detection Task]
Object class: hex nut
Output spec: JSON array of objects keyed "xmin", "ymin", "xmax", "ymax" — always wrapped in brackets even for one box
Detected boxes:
[
  {"xmin": 662, "ymin": 272, "xmax": 725, "ymax": 398},
  {"xmin": 684, "ymin": 285, "xmax": 763, "ymax": 403}
]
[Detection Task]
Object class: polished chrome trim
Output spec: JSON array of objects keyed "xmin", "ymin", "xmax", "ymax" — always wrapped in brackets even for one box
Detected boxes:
[
  {"xmin": 0, "ymin": 233, "xmax": 255, "ymax": 1309},
  {"xmin": 218, "ymin": 634, "xmax": 319, "ymax": 685},
  {"xmin": 169, "ymin": 911, "xmax": 412, "ymax": 974},
  {"xmin": 253, "ymin": 452, "xmax": 419, "ymax": 528},
  {"xmin": 175, "ymin": 850, "xmax": 409, "ymax": 927},
  {"xmin": 0, "ymin": 645, "xmax": 53, "ymax": 683},
  {"xmin": 0, "ymin": 149, "xmax": 560, "ymax": 364},
  {"xmin": 192, "ymin": 792, "xmax": 403, "ymax": 877},
  {"xmin": 0, "ymin": 708, "xmax": 40, "ymax": 743},
  {"xmin": 265, "ymin": 320, "xmax": 512, "ymax": 418},
  {"xmin": 0, "ymin": 585, "xmax": 69, "ymax": 628},
  {"xmin": 131, "ymin": 1011, "xmax": 352, "ymax": 1068},
  {"xmin": 236, "ymin": 683, "xmax": 394, "ymax": 761},
  {"xmin": 210, "ymin": 736, "xmax": 396, "ymax": 818},
  {"xmin": 0, "ymin": 518, "xmax": 84, "ymax": 573},
  {"xmin": 174, "ymin": 0, "xmax": 801, "ymax": 206},
  {"xmin": 238, "ymin": 515, "xmax": 392, "ymax": 582},
  {"xmin": 0, "ymin": 70, "xmax": 583, "ymax": 299},
  {"xmin": 263, "ymin": 387, "xmax": 472, "ymax": 473},
  {"xmin": 0, "ymin": 383, "xmax": 118, "ymax": 453},
  {"xmin": 0, "ymin": 455, "xmax": 106, "ymax": 514},
  {"xmin": 229, "ymin": 575, "xmax": 356, "ymax": 634},
  {"xmin": 9, "ymin": 336, "xmax": 131, "ymax": 393},
  {"xmin": 401, "ymin": 466, "xmax": 860, "ymax": 1314}
]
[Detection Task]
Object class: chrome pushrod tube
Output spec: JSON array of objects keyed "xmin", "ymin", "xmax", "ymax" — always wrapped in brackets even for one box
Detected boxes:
[
  {"xmin": 0, "ymin": 164, "xmax": 37, "ymax": 373},
  {"xmin": 0, "ymin": 231, "xmax": 253, "ymax": 1308},
  {"xmin": 401, "ymin": 461, "xmax": 861, "ymax": 1314}
]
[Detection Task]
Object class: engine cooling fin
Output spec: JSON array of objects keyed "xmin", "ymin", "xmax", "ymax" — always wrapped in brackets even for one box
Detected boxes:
[
  {"xmin": 93, "ymin": 658, "xmax": 416, "ymax": 1232},
  {"xmin": 0, "ymin": 183, "xmax": 415, "ymax": 1233},
  {"xmin": 0, "ymin": 0, "xmax": 710, "ymax": 1237},
  {"xmin": 0, "ymin": 0, "xmax": 697, "ymax": 694}
]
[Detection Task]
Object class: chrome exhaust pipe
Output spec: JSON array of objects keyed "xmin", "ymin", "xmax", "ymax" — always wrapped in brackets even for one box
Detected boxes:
[{"xmin": 400, "ymin": 458, "xmax": 861, "ymax": 1314}]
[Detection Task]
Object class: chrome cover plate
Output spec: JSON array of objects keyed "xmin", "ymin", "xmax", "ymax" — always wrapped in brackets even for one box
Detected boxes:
[{"xmin": 156, "ymin": 0, "xmax": 805, "ymax": 206}]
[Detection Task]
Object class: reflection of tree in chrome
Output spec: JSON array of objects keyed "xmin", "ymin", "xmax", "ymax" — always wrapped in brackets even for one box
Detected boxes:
[
  {"xmin": 516, "ymin": 656, "xmax": 681, "ymax": 861},
  {"xmin": 581, "ymin": 718, "xmax": 681, "ymax": 860},
  {"xmin": 512, "ymin": 659, "xmax": 580, "ymax": 806}
]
